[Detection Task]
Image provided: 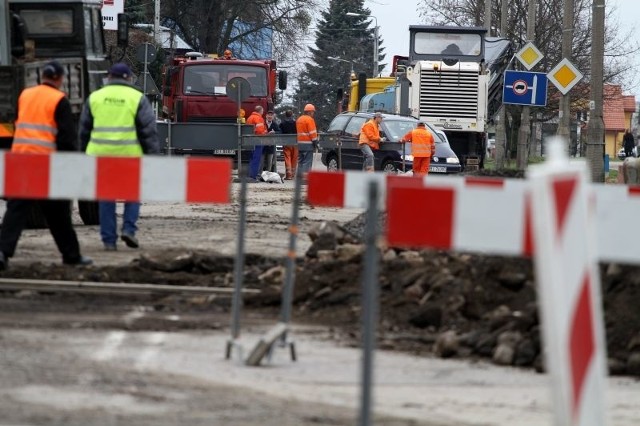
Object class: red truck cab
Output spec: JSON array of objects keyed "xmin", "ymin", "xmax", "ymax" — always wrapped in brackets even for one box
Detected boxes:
[{"xmin": 161, "ymin": 52, "xmax": 285, "ymax": 123}]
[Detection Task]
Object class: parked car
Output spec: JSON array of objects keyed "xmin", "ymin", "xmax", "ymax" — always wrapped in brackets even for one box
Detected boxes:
[
  {"xmin": 321, "ymin": 111, "xmax": 461, "ymax": 174},
  {"xmin": 618, "ymin": 146, "xmax": 637, "ymax": 160}
]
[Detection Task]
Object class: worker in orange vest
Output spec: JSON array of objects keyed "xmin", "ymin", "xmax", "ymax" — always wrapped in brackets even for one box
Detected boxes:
[
  {"xmin": 359, "ymin": 112, "xmax": 385, "ymax": 172},
  {"xmin": 296, "ymin": 103, "xmax": 319, "ymax": 177},
  {"xmin": 401, "ymin": 121, "xmax": 435, "ymax": 176},
  {"xmin": 247, "ymin": 105, "xmax": 268, "ymax": 180},
  {"xmin": 0, "ymin": 61, "xmax": 92, "ymax": 270}
]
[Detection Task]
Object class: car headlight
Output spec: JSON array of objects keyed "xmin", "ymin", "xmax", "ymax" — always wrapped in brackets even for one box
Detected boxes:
[
  {"xmin": 446, "ymin": 157, "xmax": 460, "ymax": 164},
  {"xmin": 401, "ymin": 154, "xmax": 414, "ymax": 161}
]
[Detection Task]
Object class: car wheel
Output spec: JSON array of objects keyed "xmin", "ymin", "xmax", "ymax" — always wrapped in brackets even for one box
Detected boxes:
[
  {"xmin": 326, "ymin": 154, "xmax": 340, "ymax": 171},
  {"xmin": 381, "ymin": 159, "xmax": 398, "ymax": 173}
]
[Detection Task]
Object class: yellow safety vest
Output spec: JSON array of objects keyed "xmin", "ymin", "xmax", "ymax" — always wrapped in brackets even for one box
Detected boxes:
[{"xmin": 86, "ymin": 85, "xmax": 144, "ymax": 157}]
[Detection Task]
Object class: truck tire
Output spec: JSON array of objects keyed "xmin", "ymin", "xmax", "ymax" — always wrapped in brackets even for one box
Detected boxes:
[
  {"xmin": 326, "ymin": 153, "xmax": 340, "ymax": 171},
  {"xmin": 381, "ymin": 159, "xmax": 398, "ymax": 173},
  {"xmin": 78, "ymin": 201, "xmax": 100, "ymax": 225}
]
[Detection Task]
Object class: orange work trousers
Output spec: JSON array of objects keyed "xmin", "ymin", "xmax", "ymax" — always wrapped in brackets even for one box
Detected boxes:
[
  {"xmin": 413, "ymin": 156, "xmax": 431, "ymax": 176},
  {"xmin": 283, "ymin": 145, "xmax": 299, "ymax": 179}
]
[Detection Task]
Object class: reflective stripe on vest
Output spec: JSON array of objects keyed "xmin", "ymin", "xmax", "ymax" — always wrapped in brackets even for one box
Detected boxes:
[
  {"xmin": 86, "ymin": 85, "xmax": 144, "ymax": 157},
  {"xmin": 296, "ymin": 115, "xmax": 317, "ymax": 143},
  {"xmin": 12, "ymin": 85, "xmax": 64, "ymax": 154},
  {"xmin": 408, "ymin": 129, "xmax": 434, "ymax": 157}
]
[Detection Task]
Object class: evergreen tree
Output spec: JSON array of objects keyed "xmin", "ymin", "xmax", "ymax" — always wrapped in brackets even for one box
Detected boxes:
[{"xmin": 293, "ymin": 0, "xmax": 385, "ymax": 130}]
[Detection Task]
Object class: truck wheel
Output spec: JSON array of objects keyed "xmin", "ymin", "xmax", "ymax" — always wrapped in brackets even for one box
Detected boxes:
[
  {"xmin": 25, "ymin": 204, "xmax": 47, "ymax": 229},
  {"xmin": 78, "ymin": 201, "xmax": 100, "ymax": 225},
  {"xmin": 326, "ymin": 154, "xmax": 339, "ymax": 171}
]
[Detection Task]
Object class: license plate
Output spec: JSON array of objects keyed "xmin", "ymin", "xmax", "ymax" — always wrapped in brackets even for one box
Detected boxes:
[
  {"xmin": 429, "ymin": 166, "xmax": 447, "ymax": 173},
  {"xmin": 214, "ymin": 149, "xmax": 235, "ymax": 155}
]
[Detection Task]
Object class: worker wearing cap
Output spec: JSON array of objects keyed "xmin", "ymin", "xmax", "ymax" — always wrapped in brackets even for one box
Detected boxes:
[
  {"xmin": 79, "ymin": 62, "xmax": 160, "ymax": 251},
  {"xmin": 401, "ymin": 121, "xmax": 435, "ymax": 176},
  {"xmin": 296, "ymin": 103, "xmax": 318, "ymax": 177},
  {"xmin": 0, "ymin": 60, "xmax": 92, "ymax": 270},
  {"xmin": 358, "ymin": 112, "xmax": 385, "ymax": 172}
]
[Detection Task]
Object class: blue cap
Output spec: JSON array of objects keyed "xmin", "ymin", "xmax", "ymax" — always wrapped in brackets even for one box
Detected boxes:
[
  {"xmin": 109, "ymin": 63, "xmax": 132, "ymax": 79},
  {"xmin": 42, "ymin": 61, "xmax": 65, "ymax": 78}
]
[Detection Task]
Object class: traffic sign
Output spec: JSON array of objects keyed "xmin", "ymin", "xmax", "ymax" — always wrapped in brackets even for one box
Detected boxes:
[
  {"xmin": 136, "ymin": 43, "xmax": 157, "ymax": 64},
  {"xmin": 515, "ymin": 42, "xmax": 544, "ymax": 70},
  {"xmin": 503, "ymin": 70, "xmax": 548, "ymax": 107},
  {"xmin": 226, "ymin": 77, "xmax": 251, "ymax": 102},
  {"xmin": 548, "ymin": 58, "xmax": 583, "ymax": 95}
]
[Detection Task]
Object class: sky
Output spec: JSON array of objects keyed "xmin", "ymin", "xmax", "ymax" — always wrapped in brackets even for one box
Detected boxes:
[{"xmin": 366, "ymin": 0, "xmax": 640, "ymax": 97}]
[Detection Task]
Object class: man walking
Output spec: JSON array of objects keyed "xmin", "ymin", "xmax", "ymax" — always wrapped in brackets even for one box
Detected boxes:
[
  {"xmin": 296, "ymin": 103, "xmax": 319, "ymax": 177},
  {"xmin": 0, "ymin": 61, "xmax": 92, "ymax": 269},
  {"xmin": 280, "ymin": 109, "xmax": 297, "ymax": 180},
  {"xmin": 358, "ymin": 112, "xmax": 385, "ymax": 172},
  {"xmin": 401, "ymin": 121, "xmax": 435, "ymax": 176},
  {"xmin": 79, "ymin": 63, "xmax": 159, "ymax": 251}
]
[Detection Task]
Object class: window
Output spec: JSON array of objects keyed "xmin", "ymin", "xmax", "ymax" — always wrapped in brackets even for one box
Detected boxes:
[
  {"xmin": 327, "ymin": 115, "xmax": 351, "ymax": 133},
  {"xmin": 183, "ymin": 64, "xmax": 268, "ymax": 96},
  {"xmin": 414, "ymin": 32, "xmax": 481, "ymax": 56},
  {"xmin": 20, "ymin": 10, "xmax": 74, "ymax": 35},
  {"xmin": 345, "ymin": 116, "xmax": 367, "ymax": 136},
  {"xmin": 84, "ymin": 8, "xmax": 104, "ymax": 55}
]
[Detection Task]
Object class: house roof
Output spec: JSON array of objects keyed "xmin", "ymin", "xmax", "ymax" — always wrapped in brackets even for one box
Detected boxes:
[
  {"xmin": 603, "ymin": 85, "xmax": 634, "ymax": 132},
  {"xmin": 134, "ymin": 24, "xmax": 193, "ymax": 50}
]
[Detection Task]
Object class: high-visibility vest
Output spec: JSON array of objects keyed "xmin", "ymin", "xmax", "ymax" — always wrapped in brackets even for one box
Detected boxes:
[
  {"xmin": 403, "ymin": 127, "xmax": 435, "ymax": 157},
  {"xmin": 247, "ymin": 112, "xmax": 267, "ymax": 135},
  {"xmin": 358, "ymin": 119, "xmax": 381, "ymax": 150},
  {"xmin": 296, "ymin": 114, "xmax": 317, "ymax": 144},
  {"xmin": 12, "ymin": 85, "xmax": 65, "ymax": 154},
  {"xmin": 85, "ymin": 85, "xmax": 144, "ymax": 157}
]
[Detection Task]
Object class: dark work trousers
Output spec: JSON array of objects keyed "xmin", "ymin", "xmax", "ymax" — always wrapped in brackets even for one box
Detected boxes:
[{"xmin": 0, "ymin": 199, "xmax": 82, "ymax": 263}]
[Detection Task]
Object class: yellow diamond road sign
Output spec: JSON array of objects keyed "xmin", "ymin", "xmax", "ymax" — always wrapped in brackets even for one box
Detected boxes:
[
  {"xmin": 547, "ymin": 58, "xmax": 583, "ymax": 95},
  {"xmin": 515, "ymin": 42, "xmax": 543, "ymax": 70}
]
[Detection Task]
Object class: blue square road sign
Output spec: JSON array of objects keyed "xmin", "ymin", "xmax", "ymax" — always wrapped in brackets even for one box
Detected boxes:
[{"xmin": 503, "ymin": 70, "xmax": 548, "ymax": 107}]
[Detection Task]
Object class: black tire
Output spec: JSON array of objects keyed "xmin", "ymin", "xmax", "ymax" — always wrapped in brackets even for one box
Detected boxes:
[
  {"xmin": 326, "ymin": 153, "xmax": 340, "ymax": 171},
  {"xmin": 25, "ymin": 203, "xmax": 47, "ymax": 229},
  {"xmin": 381, "ymin": 159, "xmax": 398, "ymax": 174},
  {"xmin": 78, "ymin": 200, "xmax": 100, "ymax": 225}
]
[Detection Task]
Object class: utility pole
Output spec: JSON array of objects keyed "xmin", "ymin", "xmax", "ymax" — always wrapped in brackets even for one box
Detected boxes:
[
  {"xmin": 484, "ymin": 0, "xmax": 492, "ymax": 36},
  {"xmin": 154, "ymin": 0, "xmax": 161, "ymax": 45},
  {"xmin": 0, "ymin": 0, "xmax": 10, "ymax": 65},
  {"xmin": 494, "ymin": 0, "xmax": 508, "ymax": 169},
  {"xmin": 516, "ymin": 0, "xmax": 536, "ymax": 170},
  {"xmin": 556, "ymin": 0, "xmax": 574, "ymax": 149},
  {"xmin": 587, "ymin": 0, "xmax": 605, "ymax": 182}
]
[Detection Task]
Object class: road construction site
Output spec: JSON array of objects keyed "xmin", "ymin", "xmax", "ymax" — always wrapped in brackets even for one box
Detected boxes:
[{"xmin": 1, "ymin": 160, "xmax": 640, "ymax": 425}]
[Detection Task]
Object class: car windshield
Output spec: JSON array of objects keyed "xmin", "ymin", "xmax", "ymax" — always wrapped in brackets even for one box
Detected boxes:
[{"xmin": 383, "ymin": 119, "xmax": 445, "ymax": 143}]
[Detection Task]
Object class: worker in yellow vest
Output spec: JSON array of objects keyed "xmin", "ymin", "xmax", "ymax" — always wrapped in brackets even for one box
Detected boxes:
[{"xmin": 79, "ymin": 63, "xmax": 160, "ymax": 251}]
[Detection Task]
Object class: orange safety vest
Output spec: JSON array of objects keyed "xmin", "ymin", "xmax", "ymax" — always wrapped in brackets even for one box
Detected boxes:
[
  {"xmin": 12, "ymin": 85, "xmax": 65, "ymax": 154},
  {"xmin": 246, "ymin": 111, "xmax": 267, "ymax": 135},
  {"xmin": 358, "ymin": 119, "xmax": 382, "ymax": 150},
  {"xmin": 402, "ymin": 127, "xmax": 435, "ymax": 157},
  {"xmin": 296, "ymin": 114, "xmax": 317, "ymax": 144}
]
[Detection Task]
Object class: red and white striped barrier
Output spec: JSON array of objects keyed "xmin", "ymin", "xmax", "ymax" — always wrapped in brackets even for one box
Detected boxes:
[
  {"xmin": 0, "ymin": 152, "xmax": 232, "ymax": 203},
  {"xmin": 307, "ymin": 170, "xmax": 640, "ymax": 264},
  {"xmin": 529, "ymin": 140, "xmax": 606, "ymax": 426}
]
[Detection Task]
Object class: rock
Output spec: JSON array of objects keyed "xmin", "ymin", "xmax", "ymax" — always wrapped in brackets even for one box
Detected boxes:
[
  {"xmin": 307, "ymin": 221, "xmax": 345, "ymax": 242},
  {"xmin": 608, "ymin": 357, "xmax": 627, "ymax": 376},
  {"xmin": 305, "ymin": 233, "xmax": 337, "ymax": 258},
  {"xmin": 403, "ymin": 283, "xmax": 425, "ymax": 301},
  {"xmin": 335, "ymin": 244, "xmax": 364, "ymax": 262},
  {"xmin": 627, "ymin": 332, "xmax": 640, "ymax": 352},
  {"xmin": 627, "ymin": 352, "xmax": 640, "ymax": 376},
  {"xmin": 316, "ymin": 250, "xmax": 334, "ymax": 262},
  {"xmin": 493, "ymin": 343, "xmax": 515, "ymax": 365},
  {"xmin": 382, "ymin": 249, "xmax": 397, "ymax": 262},
  {"xmin": 258, "ymin": 266, "xmax": 284, "ymax": 284},
  {"xmin": 408, "ymin": 303, "xmax": 442, "ymax": 329},
  {"xmin": 514, "ymin": 339, "xmax": 537, "ymax": 366},
  {"xmin": 434, "ymin": 330, "xmax": 459, "ymax": 358},
  {"xmin": 605, "ymin": 263, "xmax": 623, "ymax": 277},
  {"xmin": 474, "ymin": 333, "xmax": 497, "ymax": 357},
  {"xmin": 398, "ymin": 250, "xmax": 424, "ymax": 266},
  {"xmin": 139, "ymin": 251, "xmax": 194, "ymax": 272},
  {"xmin": 497, "ymin": 271, "xmax": 527, "ymax": 291}
]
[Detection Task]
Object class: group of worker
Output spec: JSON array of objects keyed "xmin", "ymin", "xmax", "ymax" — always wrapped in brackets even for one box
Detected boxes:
[
  {"xmin": 0, "ymin": 60, "xmax": 159, "ymax": 270},
  {"xmin": 246, "ymin": 103, "xmax": 318, "ymax": 181}
]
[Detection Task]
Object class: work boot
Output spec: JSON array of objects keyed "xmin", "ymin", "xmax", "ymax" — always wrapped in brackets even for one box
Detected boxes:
[
  {"xmin": 121, "ymin": 232, "xmax": 139, "ymax": 248},
  {"xmin": 63, "ymin": 256, "xmax": 93, "ymax": 266}
]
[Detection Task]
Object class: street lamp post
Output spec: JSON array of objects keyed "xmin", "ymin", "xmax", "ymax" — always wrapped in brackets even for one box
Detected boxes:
[
  {"xmin": 327, "ymin": 56, "xmax": 355, "ymax": 80},
  {"xmin": 346, "ymin": 12, "xmax": 378, "ymax": 77}
]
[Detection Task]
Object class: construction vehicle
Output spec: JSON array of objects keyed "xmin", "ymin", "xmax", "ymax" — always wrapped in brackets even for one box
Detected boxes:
[
  {"xmin": 160, "ymin": 51, "xmax": 287, "ymax": 158},
  {"xmin": 0, "ymin": 0, "xmax": 126, "ymax": 225},
  {"xmin": 394, "ymin": 26, "xmax": 511, "ymax": 170}
]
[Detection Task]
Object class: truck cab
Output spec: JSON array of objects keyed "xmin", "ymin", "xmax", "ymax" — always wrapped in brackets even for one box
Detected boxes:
[{"xmin": 0, "ymin": 0, "xmax": 111, "ymax": 149}]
